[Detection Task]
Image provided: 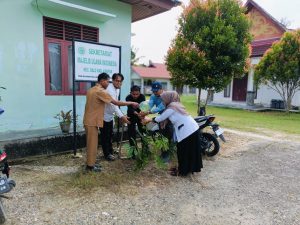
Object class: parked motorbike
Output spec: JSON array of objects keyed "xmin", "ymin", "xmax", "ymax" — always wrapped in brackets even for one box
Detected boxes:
[
  {"xmin": 194, "ymin": 114, "xmax": 226, "ymax": 157},
  {"xmin": 146, "ymin": 114, "xmax": 225, "ymax": 157},
  {"xmin": 0, "ymin": 108, "xmax": 16, "ymax": 224}
]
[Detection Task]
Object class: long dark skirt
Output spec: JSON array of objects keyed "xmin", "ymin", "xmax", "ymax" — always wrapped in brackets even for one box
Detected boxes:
[{"xmin": 177, "ymin": 129, "xmax": 203, "ymax": 176}]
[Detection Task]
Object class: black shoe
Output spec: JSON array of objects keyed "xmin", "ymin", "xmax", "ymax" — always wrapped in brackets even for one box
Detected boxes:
[
  {"xmin": 85, "ymin": 165, "xmax": 101, "ymax": 172},
  {"xmin": 105, "ymin": 154, "xmax": 115, "ymax": 161}
]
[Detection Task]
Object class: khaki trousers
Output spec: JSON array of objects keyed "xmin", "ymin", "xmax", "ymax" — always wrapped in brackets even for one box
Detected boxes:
[{"xmin": 85, "ymin": 126, "xmax": 99, "ymax": 166}]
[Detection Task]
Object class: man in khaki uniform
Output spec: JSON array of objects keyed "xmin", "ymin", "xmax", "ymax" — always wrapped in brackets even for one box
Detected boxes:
[{"xmin": 83, "ymin": 73, "xmax": 138, "ymax": 172}]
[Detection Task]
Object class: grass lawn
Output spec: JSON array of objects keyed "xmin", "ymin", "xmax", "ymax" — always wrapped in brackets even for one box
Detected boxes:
[{"xmin": 181, "ymin": 95, "xmax": 300, "ymax": 135}]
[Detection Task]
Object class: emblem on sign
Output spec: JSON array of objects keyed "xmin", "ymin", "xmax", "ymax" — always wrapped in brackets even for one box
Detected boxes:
[{"xmin": 78, "ymin": 47, "xmax": 85, "ymax": 55}]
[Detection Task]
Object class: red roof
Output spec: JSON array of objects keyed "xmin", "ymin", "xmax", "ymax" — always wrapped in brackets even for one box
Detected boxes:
[
  {"xmin": 250, "ymin": 37, "xmax": 280, "ymax": 57},
  {"xmin": 132, "ymin": 63, "xmax": 171, "ymax": 79}
]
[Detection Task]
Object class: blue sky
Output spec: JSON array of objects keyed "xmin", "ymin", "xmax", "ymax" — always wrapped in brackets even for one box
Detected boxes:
[{"xmin": 131, "ymin": 0, "xmax": 300, "ymax": 65}]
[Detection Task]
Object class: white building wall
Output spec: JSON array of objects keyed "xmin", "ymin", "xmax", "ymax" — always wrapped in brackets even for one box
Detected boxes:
[
  {"xmin": 256, "ymin": 84, "xmax": 300, "ymax": 107},
  {"xmin": 0, "ymin": 0, "xmax": 132, "ymax": 132},
  {"xmin": 293, "ymin": 92, "xmax": 300, "ymax": 107},
  {"xmin": 208, "ymin": 56, "xmax": 300, "ymax": 108}
]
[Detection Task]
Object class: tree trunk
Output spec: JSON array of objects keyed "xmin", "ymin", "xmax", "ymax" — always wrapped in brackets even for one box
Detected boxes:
[
  {"xmin": 175, "ymin": 85, "xmax": 183, "ymax": 95},
  {"xmin": 286, "ymin": 96, "xmax": 292, "ymax": 113},
  {"xmin": 197, "ymin": 88, "xmax": 202, "ymax": 115},
  {"xmin": 205, "ymin": 89, "xmax": 214, "ymax": 107}
]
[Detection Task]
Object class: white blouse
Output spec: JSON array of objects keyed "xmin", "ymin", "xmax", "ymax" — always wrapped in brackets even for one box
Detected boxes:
[{"xmin": 154, "ymin": 109, "xmax": 199, "ymax": 142}]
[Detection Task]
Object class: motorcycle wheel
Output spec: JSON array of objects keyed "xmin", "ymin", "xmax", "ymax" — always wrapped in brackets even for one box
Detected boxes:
[
  {"xmin": 202, "ymin": 133, "xmax": 220, "ymax": 157},
  {"xmin": 0, "ymin": 199, "xmax": 6, "ymax": 224}
]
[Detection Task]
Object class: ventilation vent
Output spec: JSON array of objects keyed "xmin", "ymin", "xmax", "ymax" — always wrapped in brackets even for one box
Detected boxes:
[
  {"xmin": 65, "ymin": 23, "xmax": 81, "ymax": 41},
  {"xmin": 44, "ymin": 17, "xmax": 98, "ymax": 42},
  {"xmin": 83, "ymin": 26, "xmax": 98, "ymax": 42},
  {"xmin": 45, "ymin": 18, "xmax": 64, "ymax": 39}
]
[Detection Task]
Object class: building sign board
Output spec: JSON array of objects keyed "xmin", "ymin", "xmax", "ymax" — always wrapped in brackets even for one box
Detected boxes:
[{"xmin": 74, "ymin": 40, "xmax": 121, "ymax": 81}]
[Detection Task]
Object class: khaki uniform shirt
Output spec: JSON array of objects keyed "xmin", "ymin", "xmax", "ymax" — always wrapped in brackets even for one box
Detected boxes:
[{"xmin": 83, "ymin": 84, "xmax": 112, "ymax": 128}]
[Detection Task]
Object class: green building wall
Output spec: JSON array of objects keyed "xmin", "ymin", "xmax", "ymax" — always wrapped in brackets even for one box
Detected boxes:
[{"xmin": 0, "ymin": 0, "xmax": 132, "ymax": 132}]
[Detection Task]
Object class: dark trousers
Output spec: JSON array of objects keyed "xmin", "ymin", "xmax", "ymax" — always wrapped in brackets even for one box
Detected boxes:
[
  {"xmin": 128, "ymin": 117, "xmax": 144, "ymax": 146},
  {"xmin": 99, "ymin": 121, "xmax": 114, "ymax": 158},
  {"xmin": 177, "ymin": 129, "xmax": 203, "ymax": 176}
]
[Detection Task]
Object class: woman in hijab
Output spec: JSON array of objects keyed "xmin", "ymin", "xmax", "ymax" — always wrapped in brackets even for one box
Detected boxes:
[{"xmin": 143, "ymin": 91, "xmax": 203, "ymax": 176}]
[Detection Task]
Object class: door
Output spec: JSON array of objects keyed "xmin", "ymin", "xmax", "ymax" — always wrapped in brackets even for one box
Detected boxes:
[{"xmin": 232, "ymin": 74, "xmax": 248, "ymax": 101}]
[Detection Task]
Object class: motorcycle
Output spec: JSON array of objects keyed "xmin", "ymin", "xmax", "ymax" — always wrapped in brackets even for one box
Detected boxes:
[
  {"xmin": 146, "ymin": 114, "xmax": 225, "ymax": 157},
  {"xmin": 0, "ymin": 108, "xmax": 16, "ymax": 224},
  {"xmin": 194, "ymin": 114, "xmax": 226, "ymax": 157}
]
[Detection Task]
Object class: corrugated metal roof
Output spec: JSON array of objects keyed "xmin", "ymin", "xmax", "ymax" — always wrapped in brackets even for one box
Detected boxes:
[{"xmin": 118, "ymin": 0, "xmax": 181, "ymax": 22}]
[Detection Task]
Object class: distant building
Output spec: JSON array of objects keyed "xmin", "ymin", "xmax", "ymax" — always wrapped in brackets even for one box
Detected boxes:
[
  {"xmin": 131, "ymin": 61, "xmax": 197, "ymax": 95},
  {"xmin": 206, "ymin": 0, "xmax": 300, "ymax": 108}
]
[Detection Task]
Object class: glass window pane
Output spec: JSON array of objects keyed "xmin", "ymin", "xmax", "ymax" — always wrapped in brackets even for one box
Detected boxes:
[
  {"xmin": 68, "ymin": 46, "xmax": 79, "ymax": 91},
  {"xmin": 48, "ymin": 43, "xmax": 62, "ymax": 91}
]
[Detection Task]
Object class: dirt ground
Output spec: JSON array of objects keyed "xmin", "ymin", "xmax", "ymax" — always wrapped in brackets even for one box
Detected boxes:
[{"xmin": 3, "ymin": 129, "xmax": 300, "ymax": 225}]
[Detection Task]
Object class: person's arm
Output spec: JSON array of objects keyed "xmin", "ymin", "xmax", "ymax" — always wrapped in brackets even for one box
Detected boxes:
[
  {"xmin": 148, "ymin": 95, "xmax": 155, "ymax": 112},
  {"xmin": 111, "ymin": 99, "xmax": 138, "ymax": 108},
  {"xmin": 97, "ymin": 89, "xmax": 113, "ymax": 104},
  {"xmin": 154, "ymin": 109, "xmax": 174, "ymax": 122},
  {"xmin": 97, "ymin": 88, "xmax": 138, "ymax": 108},
  {"xmin": 142, "ymin": 109, "xmax": 174, "ymax": 125},
  {"xmin": 150, "ymin": 100, "xmax": 165, "ymax": 114}
]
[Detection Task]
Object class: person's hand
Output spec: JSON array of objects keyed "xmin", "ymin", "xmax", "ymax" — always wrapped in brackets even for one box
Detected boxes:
[
  {"xmin": 131, "ymin": 102, "xmax": 139, "ymax": 108},
  {"xmin": 141, "ymin": 117, "xmax": 152, "ymax": 125},
  {"xmin": 120, "ymin": 115, "xmax": 131, "ymax": 124},
  {"xmin": 138, "ymin": 111, "xmax": 148, "ymax": 119}
]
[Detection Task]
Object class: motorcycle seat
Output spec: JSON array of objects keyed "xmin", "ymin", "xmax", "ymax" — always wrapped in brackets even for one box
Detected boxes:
[{"xmin": 194, "ymin": 116, "xmax": 208, "ymax": 122}]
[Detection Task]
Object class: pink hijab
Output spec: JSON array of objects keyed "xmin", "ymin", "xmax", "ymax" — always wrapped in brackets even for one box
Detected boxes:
[
  {"xmin": 161, "ymin": 91, "xmax": 188, "ymax": 115},
  {"xmin": 159, "ymin": 91, "xmax": 188, "ymax": 128}
]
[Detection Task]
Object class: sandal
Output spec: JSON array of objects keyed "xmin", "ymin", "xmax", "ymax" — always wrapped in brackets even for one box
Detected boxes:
[
  {"xmin": 169, "ymin": 168, "xmax": 179, "ymax": 176},
  {"xmin": 168, "ymin": 167, "xmax": 177, "ymax": 172}
]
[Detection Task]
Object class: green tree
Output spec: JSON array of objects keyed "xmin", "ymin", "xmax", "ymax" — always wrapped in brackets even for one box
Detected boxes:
[
  {"xmin": 254, "ymin": 30, "xmax": 300, "ymax": 112},
  {"xmin": 166, "ymin": 0, "xmax": 251, "ymax": 114}
]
